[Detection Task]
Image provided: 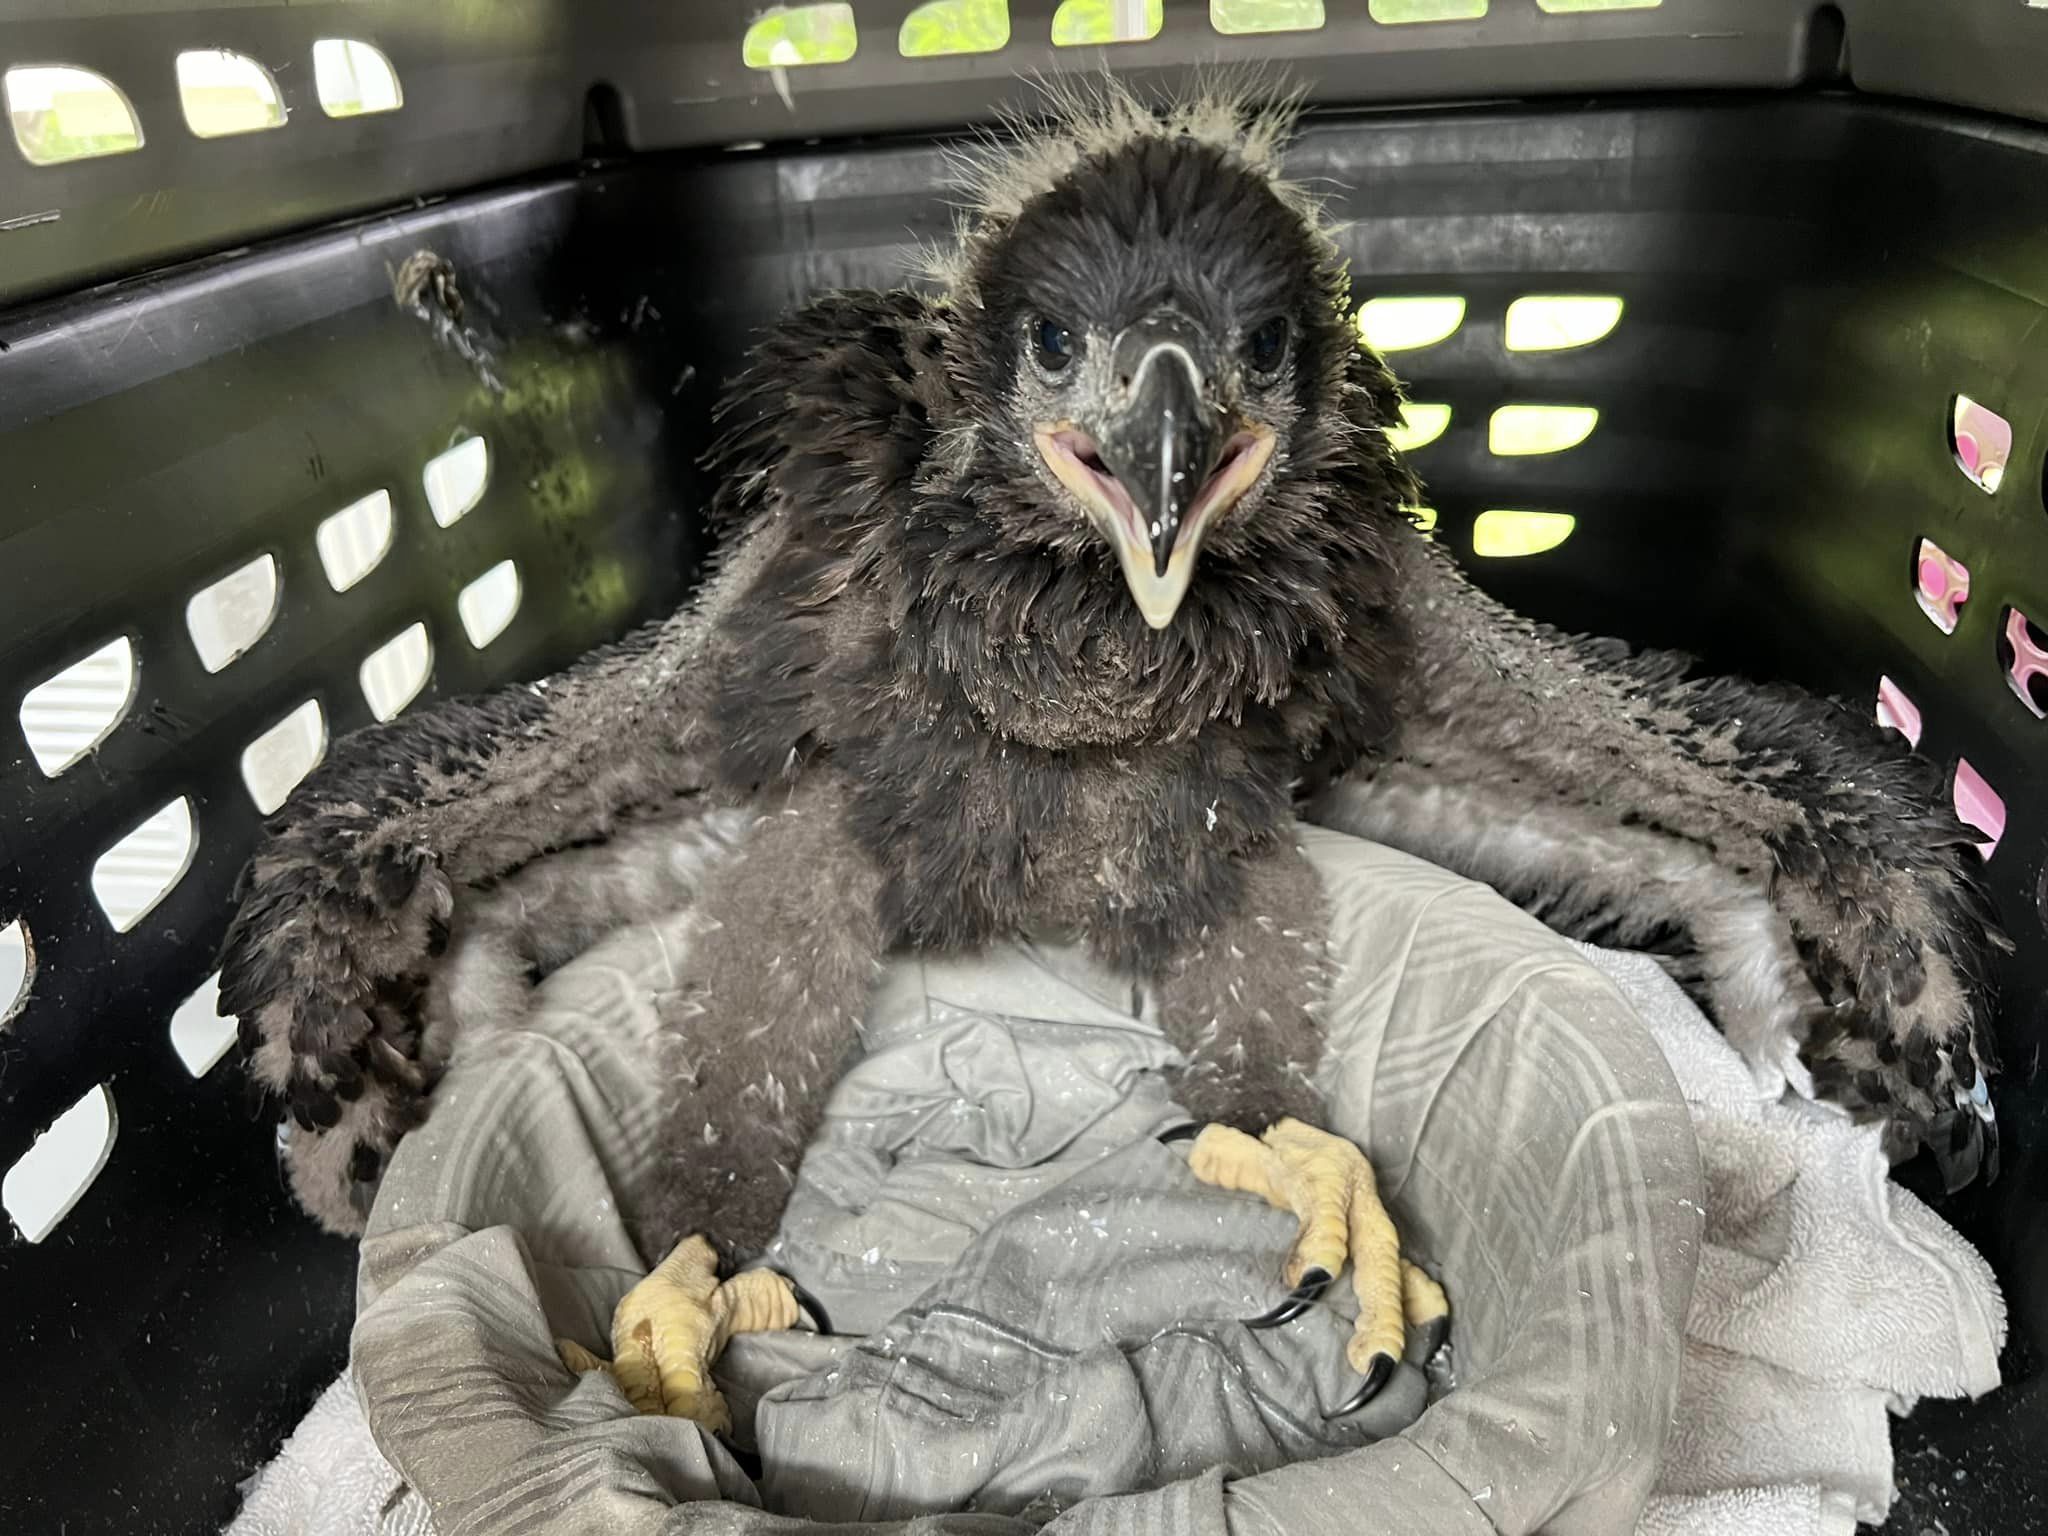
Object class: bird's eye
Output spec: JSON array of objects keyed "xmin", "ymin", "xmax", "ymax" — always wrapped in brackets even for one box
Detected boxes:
[
  {"xmin": 1033, "ymin": 316, "xmax": 1076, "ymax": 375},
  {"xmin": 1246, "ymin": 316, "xmax": 1290, "ymax": 378}
]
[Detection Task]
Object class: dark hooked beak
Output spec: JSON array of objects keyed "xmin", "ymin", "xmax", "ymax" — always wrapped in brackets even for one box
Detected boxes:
[{"xmin": 1034, "ymin": 312, "xmax": 1275, "ymax": 629}]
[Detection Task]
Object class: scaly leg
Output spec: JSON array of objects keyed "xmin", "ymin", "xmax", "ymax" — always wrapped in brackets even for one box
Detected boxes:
[
  {"xmin": 563, "ymin": 777, "xmax": 878, "ymax": 1434},
  {"xmin": 556, "ymin": 1235, "xmax": 801, "ymax": 1433},
  {"xmin": 1186, "ymin": 1120, "xmax": 1450, "ymax": 1415},
  {"xmin": 1142, "ymin": 845, "xmax": 1450, "ymax": 1412}
]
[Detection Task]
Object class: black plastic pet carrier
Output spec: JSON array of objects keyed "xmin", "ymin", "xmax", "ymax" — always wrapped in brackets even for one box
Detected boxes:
[{"xmin": 1, "ymin": 2, "xmax": 2044, "ymax": 1532}]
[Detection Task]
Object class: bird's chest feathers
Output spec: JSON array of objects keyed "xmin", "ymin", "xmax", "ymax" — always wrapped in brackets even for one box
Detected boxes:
[
  {"xmin": 946, "ymin": 623, "xmax": 1277, "ymax": 752},
  {"xmin": 839, "ymin": 723, "xmax": 1294, "ymax": 952},
  {"xmin": 963, "ymin": 638, "xmax": 1173, "ymax": 748}
]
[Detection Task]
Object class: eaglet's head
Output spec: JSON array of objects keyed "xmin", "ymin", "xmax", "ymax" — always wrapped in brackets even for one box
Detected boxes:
[{"xmin": 934, "ymin": 82, "xmax": 1405, "ymax": 635}]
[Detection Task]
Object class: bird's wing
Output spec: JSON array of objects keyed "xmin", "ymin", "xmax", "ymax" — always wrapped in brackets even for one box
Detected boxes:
[
  {"xmin": 698, "ymin": 290, "xmax": 952, "ymax": 788},
  {"xmin": 1316, "ymin": 533, "xmax": 2004, "ymax": 1192},
  {"xmin": 215, "ymin": 583, "xmax": 740, "ymax": 1230},
  {"xmin": 218, "ymin": 288, "xmax": 946, "ymax": 1231}
]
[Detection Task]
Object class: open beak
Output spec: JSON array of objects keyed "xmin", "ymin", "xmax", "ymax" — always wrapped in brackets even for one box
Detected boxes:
[{"xmin": 1034, "ymin": 314, "xmax": 1275, "ymax": 629}]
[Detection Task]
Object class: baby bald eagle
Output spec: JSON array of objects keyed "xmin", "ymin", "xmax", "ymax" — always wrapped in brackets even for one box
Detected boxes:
[{"xmin": 220, "ymin": 82, "xmax": 2003, "ymax": 1427}]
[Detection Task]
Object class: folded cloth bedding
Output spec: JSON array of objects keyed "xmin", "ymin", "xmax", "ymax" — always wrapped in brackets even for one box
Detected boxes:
[
  {"xmin": 223, "ymin": 827, "xmax": 2001, "ymax": 1536},
  {"xmin": 1581, "ymin": 948, "xmax": 2006, "ymax": 1536},
  {"xmin": 747, "ymin": 1140, "xmax": 1431, "ymax": 1522},
  {"xmin": 228, "ymin": 1375, "xmax": 429, "ymax": 1536}
]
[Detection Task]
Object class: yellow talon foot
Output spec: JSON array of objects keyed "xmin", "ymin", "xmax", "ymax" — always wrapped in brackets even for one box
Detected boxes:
[
  {"xmin": 557, "ymin": 1337, "xmax": 611, "ymax": 1375},
  {"xmin": 1187, "ymin": 1118, "xmax": 1449, "ymax": 1395},
  {"xmin": 549, "ymin": 1234, "xmax": 800, "ymax": 1434}
]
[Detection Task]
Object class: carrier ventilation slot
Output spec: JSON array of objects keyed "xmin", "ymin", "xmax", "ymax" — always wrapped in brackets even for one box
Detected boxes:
[
  {"xmin": 317, "ymin": 490, "xmax": 396, "ymax": 592},
  {"xmin": 19, "ymin": 637, "xmax": 136, "ymax": 778},
  {"xmin": 241, "ymin": 700, "xmax": 327, "ymax": 815},
  {"xmin": 187, "ymin": 554, "xmax": 280, "ymax": 673},
  {"xmin": 1214, "ymin": 0, "xmax": 1326, "ymax": 32},
  {"xmin": 1372, "ymin": 0, "xmax": 1488, "ymax": 21},
  {"xmin": 1949, "ymin": 395, "xmax": 2011, "ymax": 494},
  {"xmin": 1913, "ymin": 538, "xmax": 1970, "ymax": 635},
  {"xmin": 169, "ymin": 971, "xmax": 236, "ymax": 1078},
  {"xmin": 902, "ymin": 1, "xmax": 1011, "ymax": 54},
  {"xmin": 1952, "ymin": 758, "xmax": 2005, "ymax": 860},
  {"xmin": 1504, "ymin": 296, "xmax": 1625, "ymax": 351},
  {"xmin": 1490, "ymin": 405, "xmax": 1598, "ymax": 456},
  {"xmin": 1, "ymin": 918, "xmax": 29, "ymax": 1027},
  {"xmin": 1405, "ymin": 506, "xmax": 1439, "ymax": 537},
  {"xmin": 1999, "ymin": 607, "xmax": 2048, "ymax": 720},
  {"xmin": 1472, "ymin": 510, "xmax": 1575, "ymax": 557},
  {"xmin": 459, "ymin": 563, "xmax": 523, "ymax": 650},
  {"xmin": 2, "ymin": 65, "xmax": 143, "ymax": 165},
  {"xmin": 361, "ymin": 622, "xmax": 432, "ymax": 722},
  {"xmin": 1387, "ymin": 404, "xmax": 1451, "ymax": 452},
  {"xmin": 744, "ymin": 5, "xmax": 860, "ymax": 66},
  {"xmin": 764, "ymin": 0, "xmax": 1680, "ymax": 52},
  {"xmin": 1356, "ymin": 297, "xmax": 1465, "ymax": 353},
  {"xmin": 176, "ymin": 50, "xmax": 287, "ymax": 139},
  {"xmin": 3, "ymin": 1084, "xmax": 117, "ymax": 1244},
  {"xmin": 313, "ymin": 40, "xmax": 403, "ymax": 118},
  {"xmin": 1054, "ymin": 0, "xmax": 1164, "ymax": 43},
  {"xmin": 425, "ymin": 438, "xmax": 491, "ymax": 528},
  {"xmin": 1876, "ymin": 676, "xmax": 1924, "ymax": 748},
  {"xmin": 93, "ymin": 798, "xmax": 196, "ymax": 932}
]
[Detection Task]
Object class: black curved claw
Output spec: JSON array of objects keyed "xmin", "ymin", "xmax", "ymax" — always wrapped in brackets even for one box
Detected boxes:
[
  {"xmin": 1156, "ymin": 1121, "xmax": 1202, "ymax": 1145},
  {"xmin": 1323, "ymin": 1352, "xmax": 1396, "ymax": 1419},
  {"xmin": 1411, "ymin": 1313, "xmax": 1451, "ymax": 1365},
  {"xmin": 786, "ymin": 1277, "xmax": 833, "ymax": 1337},
  {"xmin": 1243, "ymin": 1267, "xmax": 1332, "ymax": 1330}
]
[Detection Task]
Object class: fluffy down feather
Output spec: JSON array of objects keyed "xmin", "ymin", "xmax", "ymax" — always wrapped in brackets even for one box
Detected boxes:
[{"xmin": 218, "ymin": 77, "xmax": 2002, "ymax": 1248}]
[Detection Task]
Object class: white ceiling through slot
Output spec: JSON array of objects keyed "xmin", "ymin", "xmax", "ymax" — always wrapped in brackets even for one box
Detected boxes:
[
  {"xmin": 19, "ymin": 636, "xmax": 136, "ymax": 777},
  {"xmin": 4, "ymin": 1084, "xmax": 117, "ymax": 1243},
  {"xmin": 92, "ymin": 798, "xmax": 196, "ymax": 932}
]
